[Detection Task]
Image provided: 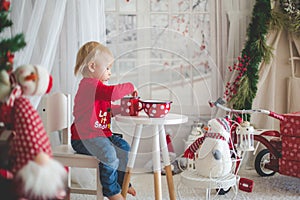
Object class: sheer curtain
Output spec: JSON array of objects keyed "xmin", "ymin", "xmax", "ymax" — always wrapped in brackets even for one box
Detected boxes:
[
  {"xmin": 224, "ymin": 0, "xmax": 254, "ymax": 66},
  {"xmin": 54, "ymin": 0, "xmax": 106, "ymax": 97},
  {"xmin": 10, "ymin": 0, "xmax": 67, "ymax": 107},
  {"xmin": 9, "ymin": 0, "xmax": 106, "ymax": 107}
]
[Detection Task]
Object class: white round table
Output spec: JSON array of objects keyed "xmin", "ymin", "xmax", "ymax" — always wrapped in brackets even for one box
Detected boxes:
[{"xmin": 115, "ymin": 113, "xmax": 188, "ymax": 200}]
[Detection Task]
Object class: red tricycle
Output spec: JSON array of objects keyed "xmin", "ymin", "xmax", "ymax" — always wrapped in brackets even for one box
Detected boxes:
[{"xmin": 209, "ymin": 98, "xmax": 300, "ymax": 179}]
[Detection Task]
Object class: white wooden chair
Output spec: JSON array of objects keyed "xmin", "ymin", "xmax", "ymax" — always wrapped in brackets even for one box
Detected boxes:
[{"xmin": 39, "ymin": 92, "xmax": 104, "ymax": 200}]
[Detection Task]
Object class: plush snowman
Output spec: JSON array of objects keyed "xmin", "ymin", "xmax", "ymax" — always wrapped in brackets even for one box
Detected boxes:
[
  {"xmin": 0, "ymin": 65, "xmax": 67, "ymax": 199},
  {"xmin": 194, "ymin": 117, "xmax": 232, "ymax": 178}
]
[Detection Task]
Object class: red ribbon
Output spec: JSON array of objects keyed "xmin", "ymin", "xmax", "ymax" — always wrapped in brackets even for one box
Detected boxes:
[
  {"xmin": 205, "ymin": 132, "xmax": 226, "ymax": 141},
  {"xmin": 6, "ymin": 73, "xmax": 22, "ymax": 107},
  {"xmin": 6, "ymin": 85, "xmax": 22, "ymax": 107}
]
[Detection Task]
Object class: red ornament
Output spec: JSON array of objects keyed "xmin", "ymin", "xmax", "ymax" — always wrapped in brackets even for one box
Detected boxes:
[
  {"xmin": 1, "ymin": 0, "xmax": 10, "ymax": 11},
  {"xmin": 7, "ymin": 51, "xmax": 14, "ymax": 64}
]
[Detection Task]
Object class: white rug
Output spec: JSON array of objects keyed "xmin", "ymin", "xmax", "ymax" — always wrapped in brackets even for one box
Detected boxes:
[{"xmin": 71, "ymin": 168, "xmax": 300, "ymax": 200}]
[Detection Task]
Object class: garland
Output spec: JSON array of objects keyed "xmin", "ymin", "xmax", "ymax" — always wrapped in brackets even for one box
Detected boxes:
[
  {"xmin": 224, "ymin": 0, "xmax": 299, "ymax": 112},
  {"xmin": 225, "ymin": 0, "xmax": 272, "ymax": 110}
]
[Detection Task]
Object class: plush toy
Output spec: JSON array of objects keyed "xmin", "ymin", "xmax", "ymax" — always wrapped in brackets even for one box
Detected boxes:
[
  {"xmin": 184, "ymin": 117, "xmax": 232, "ymax": 178},
  {"xmin": 0, "ymin": 64, "xmax": 67, "ymax": 200}
]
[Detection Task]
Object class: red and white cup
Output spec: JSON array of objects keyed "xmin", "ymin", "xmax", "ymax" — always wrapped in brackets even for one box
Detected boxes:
[{"xmin": 120, "ymin": 97, "xmax": 143, "ymax": 116}]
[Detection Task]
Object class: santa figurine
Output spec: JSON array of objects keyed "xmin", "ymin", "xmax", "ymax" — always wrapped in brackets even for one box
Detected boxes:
[
  {"xmin": 184, "ymin": 116, "xmax": 232, "ymax": 178},
  {"xmin": 0, "ymin": 64, "xmax": 67, "ymax": 200}
]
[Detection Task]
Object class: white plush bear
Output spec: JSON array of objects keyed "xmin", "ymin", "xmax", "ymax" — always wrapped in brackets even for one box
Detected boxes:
[{"xmin": 194, "ymin": 117, "xmax": 232, "ymax": 178}]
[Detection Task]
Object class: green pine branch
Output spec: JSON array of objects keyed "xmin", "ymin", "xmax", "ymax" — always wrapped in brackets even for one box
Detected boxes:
[
  {"xmin": 228, "ymin": 0, "xmax": 272, "ymax": 116},
  {"xmin": 270, "ymin": 10, "xmax": 287, "ymax": 31},
  {"xmin": 228, "ymin": 76, "xmax": 256, "ymax": 110},
  {"xmin": 0, "ymin": 2, "xmax": 26, "ymax": 72},
  {"xmin": 0, "ymin": 11, "xmax": 12, "ymax": 33},
  {"xmin": 0, "ymin": 34, "xmax": 26, "ymax": 55}
]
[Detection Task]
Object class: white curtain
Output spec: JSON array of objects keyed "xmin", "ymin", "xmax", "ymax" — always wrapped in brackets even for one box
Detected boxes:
[
  {"xmin": 9, "ymin": 0, "xmax": 106, "ymax": 107},
  {"xmin": 224, "ymin": 0, "xmax": 254, "ymax": 66},
  {"xmin": 10, "ymin": 0, "xmax": 67, "ymax": 107},
  {"xmin": 54, "ymin": 0, "xmax": 106, "ymax": 97}
]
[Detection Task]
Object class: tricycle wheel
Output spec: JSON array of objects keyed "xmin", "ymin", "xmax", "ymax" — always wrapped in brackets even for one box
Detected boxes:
[{"xmin": 255, "ymin": 149, "xmax": 276, "ymax": 177}]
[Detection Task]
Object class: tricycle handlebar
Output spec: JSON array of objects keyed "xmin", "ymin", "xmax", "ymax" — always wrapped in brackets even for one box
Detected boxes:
[
  {"xmin": 268, "ymin": 111, "xmax": 285, "ymax": 121},
  {"xmin": 209, "ymin": 98, "xmax": 285, "ymax": 121}
]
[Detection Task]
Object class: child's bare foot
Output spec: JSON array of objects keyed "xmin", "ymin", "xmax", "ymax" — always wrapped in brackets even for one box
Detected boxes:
[
  {"xmin": 127, "ymin": 186, "xmax": 136, "ymax": 196},
  {"xmin": 108, "ymin": 193, "xmax": 124, "ymax": 200}
]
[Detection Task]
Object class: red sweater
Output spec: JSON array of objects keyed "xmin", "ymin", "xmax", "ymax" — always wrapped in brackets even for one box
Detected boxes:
[{"xmin": 71, "ymin": 78, "xmax": 134, "ymax": 140}]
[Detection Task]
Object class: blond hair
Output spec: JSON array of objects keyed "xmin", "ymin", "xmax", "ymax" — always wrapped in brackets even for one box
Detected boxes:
[{"xmin": 74, "ymin": 41, "xmax": 112, "ymax": 76}]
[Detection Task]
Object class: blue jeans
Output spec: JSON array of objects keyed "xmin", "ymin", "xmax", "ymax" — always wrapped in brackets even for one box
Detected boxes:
[{"xmin": 71, "ymin": 135, "xmax": 130, "ymax": 197}]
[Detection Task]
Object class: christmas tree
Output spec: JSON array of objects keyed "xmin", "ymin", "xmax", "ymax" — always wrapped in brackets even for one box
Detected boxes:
[
  {"xmin": 0, "ymin": 2, "xmax": 26, "ymax": 195},
  {"xmin": 0, "ymin": 0, "xmax": 26, "ymax": 72}
]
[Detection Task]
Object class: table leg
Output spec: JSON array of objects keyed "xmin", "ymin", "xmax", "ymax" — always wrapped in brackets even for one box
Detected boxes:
[
  {"xmin": 154, "ymin": 171, "xmax": 162, "ymax": 200},
  {"xmin": 165, "ymin": 165, "xmax": 175, "ymax": 199},
  {"xmin": 121, "ymin": 124, "xmax": 143, "ymax": 198},
  {"xmin": 153, "ymin": 125, "xmax": 162, "ymax": 200},
  {"xmin": 159, "ymin": 125, "xmax": 176, "ymax": 200},
  {"xmin": 121, "ymin": 168, "xmax": 132, "ymax": 197}
]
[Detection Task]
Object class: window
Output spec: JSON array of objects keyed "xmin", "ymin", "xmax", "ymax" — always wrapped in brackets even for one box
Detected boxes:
[{"xmin": 105, "ymin": 0, "xmax": 216, "ymax": 116}]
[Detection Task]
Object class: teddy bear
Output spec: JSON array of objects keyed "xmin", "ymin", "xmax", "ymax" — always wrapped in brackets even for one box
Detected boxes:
[
  {"xmin": 184, "ymin": 117, "xmax": 232, "ymax": 178},
  {"xmin": 0, "ymin": 64, "xmax": 67, "ymax": 200}
]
